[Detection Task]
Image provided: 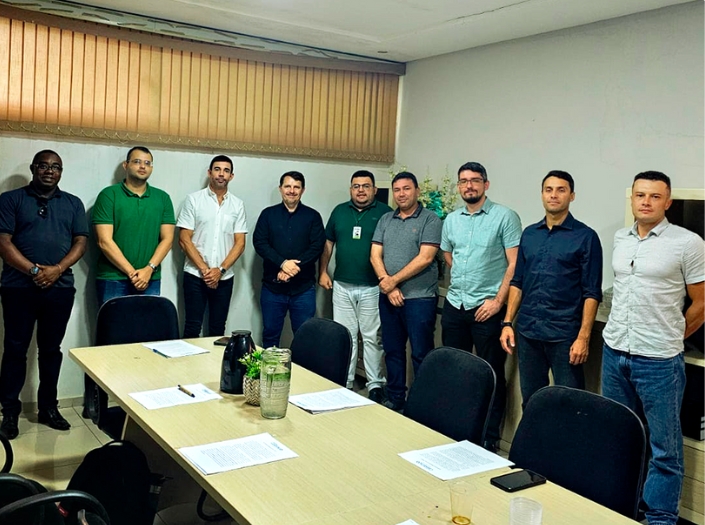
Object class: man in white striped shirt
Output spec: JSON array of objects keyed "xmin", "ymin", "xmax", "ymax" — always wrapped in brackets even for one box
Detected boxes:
[{"xmin": 177, "ymin": 155, "xmax": 248, "ymax": 338}]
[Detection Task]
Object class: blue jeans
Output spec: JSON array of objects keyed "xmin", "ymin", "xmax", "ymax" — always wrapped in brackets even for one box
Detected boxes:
[
  {"xmin": 517, "ymin": 333, "xmax": 585, "ymax": 409},
  {"xmin": 379, "ymin": 294, "xmax": 437, "ymax": 403},
  {"xmin": 183, "ymin": 273, "xmax": 234, "ymax": 338},
  {"xmin": 441, "ymin": 300, "xmax": 507, "ymax": 444},
  {"xmin": 602, "ymin": 343, "xmax": 685, "ymax": 525},
  {"xmin": 96, "ymin": 279, "xmax": 161, "ymax": 307},
  {"xmin": 260, "ymin": 285, "xmax": 316, "ymax": 348}
]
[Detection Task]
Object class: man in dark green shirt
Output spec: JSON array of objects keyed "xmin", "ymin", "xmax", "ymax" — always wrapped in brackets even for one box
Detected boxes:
[
  {"xmin": 93, "ymin": 146, "xmax": 175, "ymax": 305},
  {"xmin": 319, "ymin": 171, "xmax": 392, "ymax": 402}
]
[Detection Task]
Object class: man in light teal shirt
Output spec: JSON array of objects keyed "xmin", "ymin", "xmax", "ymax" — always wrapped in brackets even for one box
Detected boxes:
[{"xmin": 440, "ymin": 161, "xmax": 521, "ymax": 452}]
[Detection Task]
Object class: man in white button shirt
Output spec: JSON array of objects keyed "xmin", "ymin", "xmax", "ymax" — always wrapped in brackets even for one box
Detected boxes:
[
  {"xmin": 602, "ymin": 171, "xmax": 704, "ymax": 525},
  {"xmin": 177, "ymin": 155, "xmax": 247, "ymax": 338}
]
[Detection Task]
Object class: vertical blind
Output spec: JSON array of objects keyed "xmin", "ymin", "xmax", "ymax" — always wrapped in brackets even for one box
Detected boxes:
[{"xmin": 0, "ymin": 14, "xmax": 399, "ymax": 162}]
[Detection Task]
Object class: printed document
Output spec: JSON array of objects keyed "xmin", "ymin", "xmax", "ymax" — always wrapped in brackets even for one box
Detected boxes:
[
  {"xmin": 143, "ymin": 340, "xmax": 209, "ymax": 358},
  {"xmin": 129, "ymin": 384, "xmax": 221, "ymax": 410},
  {"xmin": 179, "ymin": 432, "xmax": 298, "ymax": 475},
  {"xmin": 399, "ymin": 440, "xmax": 513, "ymax": 480},
  {"xmin": 289, "ymin": 387, "xmax": 374, "ymax": 413}
]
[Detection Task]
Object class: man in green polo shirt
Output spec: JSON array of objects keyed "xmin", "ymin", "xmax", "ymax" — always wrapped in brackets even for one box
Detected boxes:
[
  {"xmin": 319, "ymin": 171, "xmax": 392, "ymax": 402},
  {"xmin": 93, "ymin": 146, "xmax": 175, "ymax": 306}
]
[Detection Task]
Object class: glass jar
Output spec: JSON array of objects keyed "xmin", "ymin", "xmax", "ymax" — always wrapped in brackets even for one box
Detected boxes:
[{"xmin": 259, "ymin": 347, "xmax": 292, "ymax": 419}]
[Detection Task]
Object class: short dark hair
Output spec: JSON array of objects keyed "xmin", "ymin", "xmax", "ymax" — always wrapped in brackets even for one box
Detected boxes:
[
  {"xmin": 126, "ymin": 146, "xmax": 152, "ymax": 162},
  {"xmin": 391, "ymin": 171, "xmax": 418, "ymax": 188},
  {"xmin": 209, "ymin": 155, "xmax": 233, "ymax": 172},
  {"xmin": 280, "ymin": 171, "xmax": 305, "ymax": 188},
  {"xmin": 32, "ymin": 150, "xmax": 61, "ymax": 165},
  {"xmin": 458, "ymin": 162, "xmax": 487, "ymax": 181},
  {"xmin": 351, "ymin": 170, "xmax": 375, "ymax": 185},
  {"xmin": 542, "ymin": 170, "xmax": 574, "ymax": 193},
  {"xmin": 633, "ymin": 170, "xmax": 671, "ymax": 191}
]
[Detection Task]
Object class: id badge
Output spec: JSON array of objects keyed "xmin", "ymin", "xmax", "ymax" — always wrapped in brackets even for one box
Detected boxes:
[{"xmin": 352, "ymin": 226, "xmax": 362, "ymax": 240}]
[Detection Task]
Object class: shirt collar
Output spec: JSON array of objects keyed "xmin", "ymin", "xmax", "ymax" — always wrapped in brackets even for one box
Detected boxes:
[
  {"xmin": 461, "ymin": 196, "xmax": 494, "ymax": 216},
  {"xmin": 121, "ymin": 180, "xmax": 151, "ymax": 198},
  {"xmin": 207, "ymin": 186, "xmax": 228, "ymax": 200},
  {"xmin": 25, "ymin": 184, "xmax": 62, "ymax": 200},
  {"xmin": 392, "ymin": 202, "xmax": 424, "ymax": 219},
  {"xmin": 629, "ymin": 217, "xmax": 670, "ymax": 238},
  {"xmin": 347, "ymin": 200, "xmax": 378, "ymax": 212},
  {"xmin": 538, "ymin": 211, "xmax": 575, "ymax": 230}
]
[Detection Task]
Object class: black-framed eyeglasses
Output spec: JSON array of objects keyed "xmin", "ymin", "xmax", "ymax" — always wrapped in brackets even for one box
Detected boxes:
[
  {"xmin": 35, "ymin": 163, "xmax": 63, "ymax": 172},
  {"xmin": 38, "ymin": 205, "xmax": 48, "ymax": 218}
]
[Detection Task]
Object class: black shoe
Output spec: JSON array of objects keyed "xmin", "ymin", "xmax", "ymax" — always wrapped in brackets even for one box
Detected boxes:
[
  {"xmin": 483, "ymin": 439, "xmax": 499, "ymax": 454},
  {"xmin": 383, "ymin": 398, "xmax": 405, "ymax": 413},
  {"xmin": 0, "ymin": 414, "xmax": 19, "ymax": 440},
  {"xmin": 368, "ymin": 387, "xmax": 386, "ymax": 404},
  {"xmin": 38, "ymin": 408, "xmax": 71, "ymax": 431}
]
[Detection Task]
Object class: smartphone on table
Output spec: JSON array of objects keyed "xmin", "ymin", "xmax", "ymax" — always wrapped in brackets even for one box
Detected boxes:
[{"xmin": 490, "ymin": 469, "xmax": 547, "ymax": 492}]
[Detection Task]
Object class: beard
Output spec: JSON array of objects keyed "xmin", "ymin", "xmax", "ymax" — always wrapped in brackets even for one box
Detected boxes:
[{"xmin": 462, "ymin": 194, "xmax": 482, "ymax": 204}]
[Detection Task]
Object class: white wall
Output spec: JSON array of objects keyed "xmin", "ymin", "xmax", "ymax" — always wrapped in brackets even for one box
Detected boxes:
[
  {"xmin": 397, "ymin": 1, "xmax": 704, "ymax": 286},
  {"xmin": 0, "ymin": 135, "xmax": 383, "ymax": 405}
]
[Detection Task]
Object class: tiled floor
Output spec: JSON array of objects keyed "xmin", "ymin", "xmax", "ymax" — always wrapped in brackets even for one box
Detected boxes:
[{"xmin": 4, "ymin": 405, "xmax": 235, "ymax": 525}]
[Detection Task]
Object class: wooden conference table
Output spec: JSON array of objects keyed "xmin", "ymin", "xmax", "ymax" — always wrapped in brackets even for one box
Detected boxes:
[{"xmin": 70, "ymin": 338, "xmax": 636, "ymax": 525}]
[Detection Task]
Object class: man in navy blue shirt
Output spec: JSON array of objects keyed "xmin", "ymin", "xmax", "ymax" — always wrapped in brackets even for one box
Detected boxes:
[
  {"xmin": 253, "ymin": 171, "xmax": 325, "ymax": 348},
  {"xmin": 500, "ymin": 170, "xmax": 602, "ymax": 408},
  {"xmin": 0, "ymin": 150, "xmax": 88, "ymax": 439}
]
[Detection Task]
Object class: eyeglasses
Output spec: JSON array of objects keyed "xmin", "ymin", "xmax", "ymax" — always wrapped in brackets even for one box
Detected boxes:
[
  {"xmin": 128, "ymin": 159, "xmax": 153, "ymax": 167},
  {"xmin": 457, "ymin": 178, "xmax": 485, "ymax": 186},
  {"xmin": 35, "ymin": 163, "xmax": 63, "ymax": 172},
  {"xmin": 351, "ymin": 184, "xmax": 373, "ymax": 190},
  {"xmin": 38, "ymin": 205, "xmax": 48, "ymax": 218}
]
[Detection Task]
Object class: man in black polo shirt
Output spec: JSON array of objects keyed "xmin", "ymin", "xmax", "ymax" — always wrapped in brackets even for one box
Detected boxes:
[
  {"xmin": 253, "ymin": 171, "xmax": 325, "ymax": 348},
  {"xmin": 0, "ymin": 150, "xmax": 88, "ymax": 439}
]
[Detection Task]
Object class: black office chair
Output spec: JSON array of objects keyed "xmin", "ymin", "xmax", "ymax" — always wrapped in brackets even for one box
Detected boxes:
[
  {"xmin": 0, "ymin": 432, "xmax": 12, "ymax": 473},
  {"xmin": 404, "ymin": 346, "xmax": 496, "ymax": 445},
  {"xmin": 508, "ymin": 385, "xmax": 646, "ymax": 519},
  {"xmin": 0, "ymin": 480, "xmax": 110, "ymax": 525},
  {"xmin": 83, "ymin": 296, "xmax": 180, "ymax": 438},
  {"xmin": 290, "ymin": 318, "xmax": 352, "ymax": 386}
]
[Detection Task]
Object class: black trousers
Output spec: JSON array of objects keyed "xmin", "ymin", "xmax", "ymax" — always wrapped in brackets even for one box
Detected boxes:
[
  {"xmin": 182, "ymin": 273, "xmax": 234, "ymax": 338},
  {"xmin": 441, "ymin": 300, "xmax": 507, "ymax": 444},
  {"xmin": 0, "ymin": 286, "xmax": 75, "ymax": 415}
]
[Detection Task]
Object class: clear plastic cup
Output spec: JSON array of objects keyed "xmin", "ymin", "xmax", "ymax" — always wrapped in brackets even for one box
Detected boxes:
[
  {"xmin": 509, "ymin": 497, "xmax": 543, "ymax": 525},
  {"xmin": 450, "ymin": 482, "xmax": 473, "ymax": 524}
]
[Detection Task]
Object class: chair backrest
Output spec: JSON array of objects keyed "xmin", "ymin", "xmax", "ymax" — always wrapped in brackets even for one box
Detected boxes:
[
  {"xmin": 0, "ymin": 488, "xmax": 110, "ymax": 524},
  {"xmin": 290, "ymin": 318, "xmax": 352, "ymax": 386},
  {"xmin": 404, "ymin": 346, "xmax": 496, "ymax": 445},
  {"xmin": 0, "ymin": 432, "xmax": 12, "ymax": 473},
  {"xmin": 0, "ymin": 473, "xmax": 62, "ymax": 525},
  {"xmin": 96, "ymin": 296, "xmax": 179, "ymax": 346},
  {"xmin": 508, "ymin": 386, "xmax": 646, "ymax": 519}
]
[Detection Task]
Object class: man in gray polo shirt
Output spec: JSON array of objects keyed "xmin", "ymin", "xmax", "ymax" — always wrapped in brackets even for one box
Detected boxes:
[
  {"xmin": 602, "ymin": 171, "xmax": 704, "ymax": 525},
  {"xmin": 371, "ymin": 171, "xmax": 442, "ymax": 412},
  {"xmin": 441, "ymin": 161, "xmax": 521, "ymax": 452}
]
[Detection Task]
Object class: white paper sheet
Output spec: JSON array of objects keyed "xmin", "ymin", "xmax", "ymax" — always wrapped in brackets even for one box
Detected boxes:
[
  {"xmin": 143, "ymin": 340, "xmax": 209, "ymax": 358},
  {"xmin": 396, "ymin": 521, "xmax": 421, "ymax": 525},
  {"xmin": 129, "ymin": 383, "xmax": 221, "ymax": 410},
  {"xmin": 179, "ymin": 432, "xmax": 298, "ymax": 475},
  {"xmin": 399, "ymin": 440, "xmax": 513, "ymax": 480},
  {"xmin": 289, "ymin": 387, "xmax": 375, "ymax": 413}
]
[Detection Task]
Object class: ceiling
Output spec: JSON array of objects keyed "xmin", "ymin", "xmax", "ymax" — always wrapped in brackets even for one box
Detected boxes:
[{"xmin": 15, "ymin": 0, "xmax": 696, "ymax": 62}]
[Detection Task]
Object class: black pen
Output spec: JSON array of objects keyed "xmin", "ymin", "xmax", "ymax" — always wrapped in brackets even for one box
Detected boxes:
[{"xmin": 177, "ymin": 384, "xmax": 195, "ymax": 398}]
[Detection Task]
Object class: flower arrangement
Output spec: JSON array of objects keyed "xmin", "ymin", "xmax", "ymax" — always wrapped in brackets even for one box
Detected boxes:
[
  {"xmin": 238, "ymin": 348, "xmax": 263, "ymax": 379},
  {"xmin": 389, "ymin": 165, "xmax": 458, "ymax": 220}
]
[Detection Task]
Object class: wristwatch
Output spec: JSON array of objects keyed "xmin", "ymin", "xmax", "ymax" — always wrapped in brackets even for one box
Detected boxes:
[
  {"xmin": 148, "ymin": 262, "xmax": 157, "ymax": 271},
  {"xmin": 500, "ymin": 321, "xmax": 514, "ymax": 328},
  {"xmin": 29, "ymin": 265, "xmax": 39, "ymax": 276},
  {"xmin": 219, "ymin": 267, "xmax": 226, "ymax": 275}
]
